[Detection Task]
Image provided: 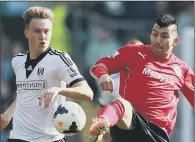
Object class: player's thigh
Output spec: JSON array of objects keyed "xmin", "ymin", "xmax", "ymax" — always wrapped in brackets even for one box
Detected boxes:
[{"xmin": 110, "ymin": 110, "xmax": 170, "ymax": 142}]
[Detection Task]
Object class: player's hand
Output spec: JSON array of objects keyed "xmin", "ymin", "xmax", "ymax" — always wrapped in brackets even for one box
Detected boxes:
[
  {"xmin": 99, "ymin": 74, "xmax": 114, "ymax": 92},
  {"xmin": 1, "ymin": 113, "xmax": 10, "ymax": 130},
  {"xmin": 38, "ymin": 87, "xmax": 61, "ymax": 109},
  {"xmin": 89, "ymin": 117, "xmax": 110, "ymax": 142}
]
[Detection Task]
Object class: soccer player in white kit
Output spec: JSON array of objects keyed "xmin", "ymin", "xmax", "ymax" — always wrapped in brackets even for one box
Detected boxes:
[{"xmin": 0, "ymin": 6, "xmax": 93, "ymax": 142}]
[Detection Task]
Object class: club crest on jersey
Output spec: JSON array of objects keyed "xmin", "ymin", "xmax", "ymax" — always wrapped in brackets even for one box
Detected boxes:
[
  {"xmin": 37, "ymin": 67, "xmax": 44, "ymax": 77},
  {"xmin": 173, "ymin": 65, "xmax": 182, "ymax": 76},
  {"xmin": 107, "ymin": 51, "xmax": 120, "ymax": 58}
]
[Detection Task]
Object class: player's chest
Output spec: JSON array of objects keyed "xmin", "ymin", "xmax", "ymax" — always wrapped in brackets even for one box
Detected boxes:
[
  {"xmin": 14, "ymin": 62, "xmax": 53, "ymax": 91},
  {"xmin": 130, "ymin": 58, "xmax": 184, "ymax": 89},
  {"xmin": 15, "ymin": 61, "xmax": 53, "ymax": 81}
]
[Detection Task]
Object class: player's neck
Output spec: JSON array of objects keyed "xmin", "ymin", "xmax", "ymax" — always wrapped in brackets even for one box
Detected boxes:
[
  {"xmin": 150, "ymin": 50, "xmax": 172, "ymax": 61},
  {"xmin": 29, "ymin": 47, "xmax": 48, "ymax": 59},
  {"xmin": 152, "ymin": 53, "xmax": 171, "ymax": 59}
]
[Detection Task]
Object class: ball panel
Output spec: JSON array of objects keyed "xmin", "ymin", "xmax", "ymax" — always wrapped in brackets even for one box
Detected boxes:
[{"xmin": 52, "ymin": 101, "xmax": 86, "ymax": 136}]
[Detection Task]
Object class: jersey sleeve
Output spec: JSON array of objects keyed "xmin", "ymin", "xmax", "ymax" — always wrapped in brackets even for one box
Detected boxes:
[
  {"xmin": 181, "ymin": 66, "xmax": 194, "ymax": 107},
  {"xmin": 90, "ymin": 45, "xmax": 140, "ymax": 78},
  {"xmin": 11, "ymin": 53, "xmax": 26, "ymax": 74},
  {"xmin": 54, "ymin": 52, "xmax": 85, "ymax": 87}
]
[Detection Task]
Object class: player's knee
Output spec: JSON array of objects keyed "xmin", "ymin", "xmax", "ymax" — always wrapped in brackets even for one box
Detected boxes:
[{"xmin": 116, "ymin": 97, "xmax": 133, "ymax": 130}]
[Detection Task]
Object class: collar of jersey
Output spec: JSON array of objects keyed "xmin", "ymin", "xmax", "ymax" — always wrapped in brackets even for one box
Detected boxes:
[
  {"xmin": 25, "ymin": 47, "xmax": 51, "ymax": 75},
  {"xmin": 25, "ymin": 47, "xmax": 51, "ymax": 63}
]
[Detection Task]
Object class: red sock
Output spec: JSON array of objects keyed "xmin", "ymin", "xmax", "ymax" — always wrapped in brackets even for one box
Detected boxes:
[{"xmin": 97, "ymin": 100, "xmax": 125, "ymax": 127}]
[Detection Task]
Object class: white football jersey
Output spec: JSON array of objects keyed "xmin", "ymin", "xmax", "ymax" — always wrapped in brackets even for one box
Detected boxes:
[{"xmin": 9, "ymin": 48, "xmax": 84, "ymax": 142}]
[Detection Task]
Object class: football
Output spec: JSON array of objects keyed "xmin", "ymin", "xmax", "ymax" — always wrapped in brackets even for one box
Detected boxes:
[{"xmin": 52, "ymin": 101, "xmax": 86, "ymax": 136}]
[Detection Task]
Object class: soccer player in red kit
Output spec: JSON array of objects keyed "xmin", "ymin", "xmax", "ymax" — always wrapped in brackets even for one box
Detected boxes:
[{"xmin": 89, "ymin": 14, "xmax": 194, "ymax": 142}]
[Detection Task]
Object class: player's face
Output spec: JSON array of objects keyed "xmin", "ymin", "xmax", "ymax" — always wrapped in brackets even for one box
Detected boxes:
[
  {"xmin": 150, "ymin": 24, "xmax": 179, "ymax": 58},
  {"xmin": 24, "ymin": 18, "xmax": 52, "ymax": 53}
]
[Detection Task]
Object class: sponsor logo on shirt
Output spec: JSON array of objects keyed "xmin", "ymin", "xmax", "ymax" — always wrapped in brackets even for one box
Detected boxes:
[
  {"xmin": 142, "ymin": 68, "xmax": 175, "ymax": 85},
  {"xmin": 67, "ymin": 67, "xmax": 78, "ymax": 78},
  {"xmin": 16, "ymin": 80, "xmax": 47, "ymax": 91},
  {"xmin": 138, "ymin": 52, "xmax": 146, "ymax": 59},
  {"xmin": 27, "ymin": 65, "xmax": 33, "ymax": 71}
]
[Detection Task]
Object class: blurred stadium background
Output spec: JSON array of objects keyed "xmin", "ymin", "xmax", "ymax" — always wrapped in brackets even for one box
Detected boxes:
[{"xmin": 0, "ymin": 1, "xmax": 194, "ymax": 142}]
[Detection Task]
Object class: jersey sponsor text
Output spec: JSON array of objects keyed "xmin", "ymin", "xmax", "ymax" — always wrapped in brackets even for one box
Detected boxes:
[
  {"xmin": 16, "ymin": 80, "xmax": 48, "ymax": 91},
  {"xmin": 142, "ymin": 68, "xmax": 175, "ymax": 85}
]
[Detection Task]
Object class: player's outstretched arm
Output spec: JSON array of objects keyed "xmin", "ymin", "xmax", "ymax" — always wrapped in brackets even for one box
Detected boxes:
[
  {"xmin": 181, "ymin": 67, "xmax": 194, "ymax": 107},
  {"xmin": 90, "ymin": 45, "xmax": 139, "ymax": 80},
  {"xmin": 58, "ymin": 80, "xmax": 93, "ymax": 101},
  {"xmin": 89, "ymin": 97, "xmax": 133, "ymax": 142},
  {"xmin": 39, "ymin": 80, "xmax": 94, "ymax": 109},
  {"xmin": 1, "ymin": 99, "xmax": 16, "ymax": 130}
]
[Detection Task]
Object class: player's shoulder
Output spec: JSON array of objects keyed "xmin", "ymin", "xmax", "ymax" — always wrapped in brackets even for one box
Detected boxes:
[
  {"xmin": 48, "ymin": 48, "xmax": 70, "ymax": 56},
  {"xmin": 12, "ymin": 52, "xmax": 27, "ymax": 63},
  {"xmin": 14, "ymin": 52, "xmax": 26, "ymax": 57},
  {"xmin": 116, "ymin": 44, "xmax": 149, "ymax": 58},
  {"xmin": 171, "ymin": 53, "xmax": 189, "ymax": 71},
  {"xmin": 48, "ymin": 48, "xmax": 73, "ymax": 66},
  {"xmin": 121, "ymin": 44, "xmax": 149, "ymax": 51}
]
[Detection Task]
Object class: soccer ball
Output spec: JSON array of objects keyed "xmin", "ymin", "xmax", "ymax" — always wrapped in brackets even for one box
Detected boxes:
[{"xmin": 52, "ymin": 101, "xmax": 86, "ymax": 136}]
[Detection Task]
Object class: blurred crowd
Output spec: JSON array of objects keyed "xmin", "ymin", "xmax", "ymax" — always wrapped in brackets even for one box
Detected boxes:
[{"xmin": 1, "ymin": 1, "xmax": 194, "ymax": 142}]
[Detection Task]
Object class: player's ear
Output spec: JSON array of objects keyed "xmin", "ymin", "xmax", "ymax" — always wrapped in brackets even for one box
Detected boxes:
[
  {"xmin": 173, "ymin": 37, "xmax": 179, "ymax": 46},
  {"xmin": 24, "ymin": 29, "xmax": 28, "ymax": 39}
]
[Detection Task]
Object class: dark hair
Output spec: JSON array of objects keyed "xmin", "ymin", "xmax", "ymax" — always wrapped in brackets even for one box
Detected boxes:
[{"xmin": 156, "ymin": 14, "xmax": 178, "ymax": 34}]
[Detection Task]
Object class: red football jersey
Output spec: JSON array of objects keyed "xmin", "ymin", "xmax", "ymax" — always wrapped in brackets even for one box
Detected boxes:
[{"xmin": 91, "ymin": 44, "xmax": 194, "ymax": 135}]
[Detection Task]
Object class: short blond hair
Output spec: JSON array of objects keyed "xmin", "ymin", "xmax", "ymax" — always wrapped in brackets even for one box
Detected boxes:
[{"xmin": 23, "ymin": 6, "xmax": 54, "ymax": 28}]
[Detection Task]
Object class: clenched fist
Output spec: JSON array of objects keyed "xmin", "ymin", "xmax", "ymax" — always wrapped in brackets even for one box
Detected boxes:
[{"xmin": 99, "ymin": 74, "xmax": 114, "ymax": 93}]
